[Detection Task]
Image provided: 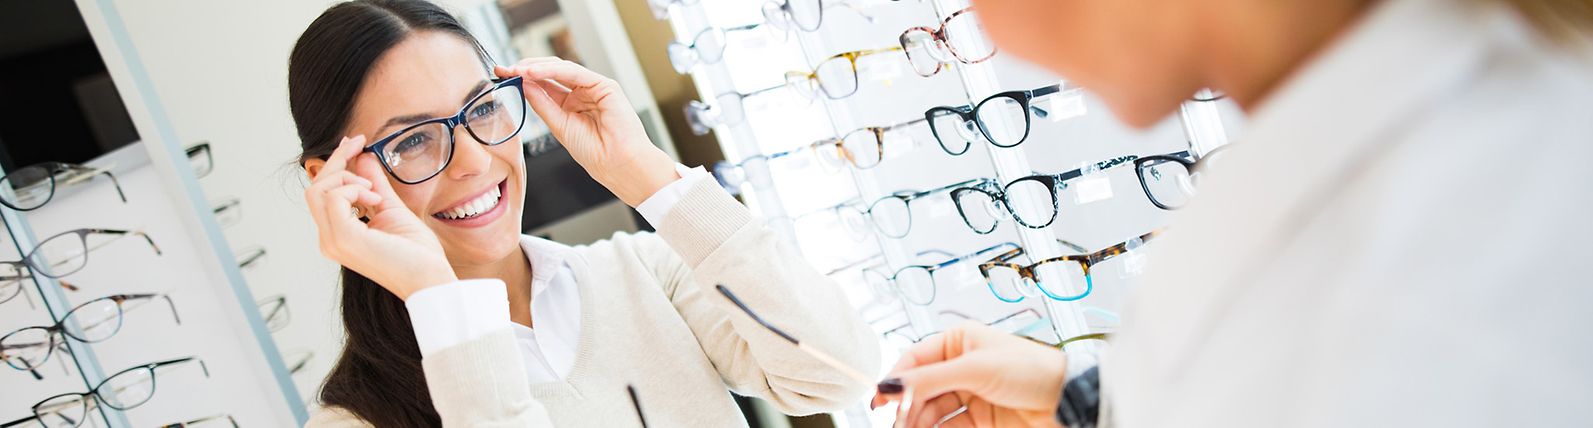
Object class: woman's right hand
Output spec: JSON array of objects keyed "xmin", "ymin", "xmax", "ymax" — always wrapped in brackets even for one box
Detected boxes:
[{"xmin": 304, "ymin": 135, "xmax": 457, "ymax": 300}]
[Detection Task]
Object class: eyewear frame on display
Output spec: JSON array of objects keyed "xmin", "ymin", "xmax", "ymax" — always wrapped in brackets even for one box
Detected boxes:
[
  {"xmin": 362, "ymin": 76, "xmax": 528, "ymax": 185},
  {"xmin": 1134, "ymin": 145, "xmax": 1229, "ymax": 210},
  {"xmin": 9, "ymin": 229, "xmax": 162, "ymax": 279},
  {"xmin": 785, "ymin": 46, "xmax": 903, "ymax": 100},
  {"xmin": 898, "ymin": 8, "xmax": 996, "ymax": 77},
  {"xmin": 0, "ymin": 162, "xmax": 126, "ymax": 211},
  {"xmin": 157, "ymin": 414, "xmax": 239, "ymax": 428},
  {"xmin": 668, "ymin": 23, "xmax": 761, "ymax": 73},
  {"xmin": 258, "ymin": 295, "xmax": 288, "ymax": 333},
  {"xmin": 979, "ymin": 230, "xmax": 1160, "ymax": 302},
  {"xmin": 710, "ymin": 145, "xmax": 806, "ymax": 194},
  {"xmin": 285, "ymin": 350, "xmax": 314, "ymax": 375},
  {"xmin": 186, "ymin": 143, "xmax": 213, "ymax": 179},
  {"xmin": 761, "ymin": 0, "xmax": 873, "ymax": 33},
  {"xmin": 812, "ymin": 116, "xmax": 927, "ymax": 171},
  {"xmin": 685, "ymin": 85, "xmax": 785, "ymax": 135},
  {"xmin": 235, "ymin": 246, "xmax": 266, "ymax": 271},
  {"xmin": 27, "ymin": 357, "xmax": 210, "ymax": 428},
  {"xmin": 864, "ymin": 242, "xmax": 1019, "ymax": 306},
  {"xmin": 0, "ymin": 293, "xmax": 181, "ymax": 376},
  {"xmin": 211, "ymin": 198, "xmax": 241, "ymax": 228},
  {"xmin": 847, "ymin": 178, "xmax": 979, "ymax": 239},
  {"xmin": 951, "ymin": 154, "xmax": 1158, "ymax": 233},
  {"xmin": 926, "ymin": 83, "xmax": 1066, "ymax": 154}
]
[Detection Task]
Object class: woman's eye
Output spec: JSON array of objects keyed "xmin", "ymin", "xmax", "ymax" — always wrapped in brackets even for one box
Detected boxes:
[
  {"xmin": 469, "ymin": 100, "xmax": 500, "ymax": 119},
  {"xmin": 393, "ymin": 133, "xmax": 430, "ymax": 154}
]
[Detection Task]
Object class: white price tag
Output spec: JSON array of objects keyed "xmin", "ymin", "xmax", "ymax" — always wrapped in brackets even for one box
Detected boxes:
[
  {"xmin": 881, "ymin": 129, "xmax": 916, "ymax": 159},
  {"xmin": 926, "ymin": 196, "xmax": 956, "ymax": 219},
  {"xmin": 864, "ymin": 59, "xmax": 903, "ymax": 84},
  {"xmin": 1072, "ymin": 176, "xmax": 1113, "ymax": 205},
  {"xmin": 1041, "ymin": 89, "xmax": 1088, "ymax": 122},
  {"xmin": 737, "ymin": 31, "xmax": 771, "ymax": 50},
  {"xmin": 945, "ymin": 264, "xmax": 981, "ymax": 292},
  {"xmin": 1120, "ymin": 251, "xmax": 1147, "ymax": 278}
]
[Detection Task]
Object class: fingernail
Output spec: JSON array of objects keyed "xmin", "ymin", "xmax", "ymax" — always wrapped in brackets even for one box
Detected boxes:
[{"xmin": 876, "ymin": 378, "xmax": 903, "ymax": 395}]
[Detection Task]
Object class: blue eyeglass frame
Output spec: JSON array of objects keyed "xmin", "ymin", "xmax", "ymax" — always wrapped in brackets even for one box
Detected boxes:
[{"xmin": 362, "ymin": 76, "xmax": 527, "ymax": 185}]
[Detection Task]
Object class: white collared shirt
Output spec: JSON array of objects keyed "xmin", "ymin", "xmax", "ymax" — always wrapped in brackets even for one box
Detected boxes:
[{"xmin": 406, "ymin": 165, "xmax": 708, "ymax": 384}]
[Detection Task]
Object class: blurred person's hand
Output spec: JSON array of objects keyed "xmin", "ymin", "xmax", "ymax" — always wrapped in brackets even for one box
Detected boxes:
[
  {"xmin": 494, "ymin": 58, "xmax": 678, "ymax": 207},
  {"xmin": 873, "ymin": 322, "xmax": 1067, "ymax": 427}
]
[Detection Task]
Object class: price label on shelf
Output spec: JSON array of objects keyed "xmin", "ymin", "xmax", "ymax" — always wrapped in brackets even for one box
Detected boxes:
[
  {"xmin": 737, "ymin": 31, "xmax": 771, "ymax": 50},
  {"xmin": 864, "ymin": 59, "xmax": 903, "ymax": 84},
  {"xmin": 926, "ymin": 196, "xmax": 956, "ymax": 219},
  {"xmin": 945, "ymin": 264, "xmax": 982, "ymax": 292},
  {"xmin": 1041, "ymin": 88, "xmax": 1088, "ymax": 122},
  {"xmin": 1072, "ymin": 176, "xmax": 1113, "ymax": 205}
]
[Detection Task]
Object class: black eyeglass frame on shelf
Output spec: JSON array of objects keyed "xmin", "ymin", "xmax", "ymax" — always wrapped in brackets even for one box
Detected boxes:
[
  {"xmin": 0, "ymin": 293, "xmax": 181, "ymax": 375},
  {"xmin": 0, "ymin": 162, "xmax": 126, "ymax": 211},
  {"xmin": 28, "ymin": 357, "xmax": 210, "ymax": 428},
  {"xmin": 926, "ymin": 83, "xmax": 1065, "ymax": 155}
]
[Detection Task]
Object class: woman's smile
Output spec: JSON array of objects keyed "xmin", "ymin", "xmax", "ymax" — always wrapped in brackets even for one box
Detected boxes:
[{"xmin": 431, "ymin": 178, "xmax": 508, "ymax": 228}]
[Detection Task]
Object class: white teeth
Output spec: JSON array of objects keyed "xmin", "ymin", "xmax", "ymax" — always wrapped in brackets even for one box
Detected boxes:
[{"xmin": 436, "ymin": 184, "xmax": 502, "ymax": 220}]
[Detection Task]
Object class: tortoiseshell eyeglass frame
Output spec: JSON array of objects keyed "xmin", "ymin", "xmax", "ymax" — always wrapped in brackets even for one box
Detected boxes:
[
  {"xmin": 784, "ymin": 46, "xmax": 905, "ymax": 100},
  {"xmin": 898, "ymin": 8, "xmax": 997, "ymax": 77},
  {"xmin": 811, "ymin": 116, "xmax": 928, "ymax": 171},
  {"xmin": 951, "ymin": 154, "xmax": 1149, "ymax": 233},
  {"xmin": 978, "ymin": 230, "xmax": 1161, "ymax": 302}
]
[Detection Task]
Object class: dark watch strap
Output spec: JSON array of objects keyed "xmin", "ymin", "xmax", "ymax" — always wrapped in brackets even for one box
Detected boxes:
[{"xmin": 1056, "ymin": 366, "xmax": 1101, "ymax": 428}]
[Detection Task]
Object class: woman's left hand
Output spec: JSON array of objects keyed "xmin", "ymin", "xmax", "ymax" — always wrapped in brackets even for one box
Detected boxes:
[{"xmin": 495, "ymin": 58, "xmax": 678, "ymax": 207}]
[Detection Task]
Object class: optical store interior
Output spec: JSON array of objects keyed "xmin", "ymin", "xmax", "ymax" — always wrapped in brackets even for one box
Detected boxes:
[{"xmin": 3, "ymin": 0, "xmax": 1589, "ymax": 426}]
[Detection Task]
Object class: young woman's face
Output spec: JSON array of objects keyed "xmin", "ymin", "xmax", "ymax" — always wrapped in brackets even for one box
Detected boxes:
[{"xmin": 340, "ymin": 31, "xmax": 527, "ymax": 267}]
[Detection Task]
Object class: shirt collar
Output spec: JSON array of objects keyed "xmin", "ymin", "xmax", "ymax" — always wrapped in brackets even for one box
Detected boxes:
[{"xmin": 519, "ymin": 235, "xmax": 574, "ymax": 301}]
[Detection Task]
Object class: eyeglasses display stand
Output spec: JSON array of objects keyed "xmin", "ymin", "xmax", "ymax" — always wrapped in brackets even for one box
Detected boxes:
[{"xmin": 662, "ymin": 0, "xmax": 1240, "ymax": 425}]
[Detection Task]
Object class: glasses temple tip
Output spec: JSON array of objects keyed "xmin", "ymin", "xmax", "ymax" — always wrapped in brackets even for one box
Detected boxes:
[{"xmin": 715, "ymin": 284, "xmax": 801, "ymax": 345}]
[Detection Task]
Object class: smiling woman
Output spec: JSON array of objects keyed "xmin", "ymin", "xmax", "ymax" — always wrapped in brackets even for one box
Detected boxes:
[{"xmin": 286, "ymin": 1, "xmax": 878, "ymax": 427}]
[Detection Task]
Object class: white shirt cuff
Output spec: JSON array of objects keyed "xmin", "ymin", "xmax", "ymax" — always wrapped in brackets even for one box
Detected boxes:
[
  {"xmin": 404, "ymin": 278, "xmax": 511, "ymax": 357},
  {"xmin": 634, "ymin": 163, "xmax": 709, "ymax": 228}
]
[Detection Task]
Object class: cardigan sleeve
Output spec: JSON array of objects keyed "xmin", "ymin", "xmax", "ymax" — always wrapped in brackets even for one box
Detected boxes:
[{"xmin": 643, "ymin": 178, "xmax": 881, "ymax": 415}]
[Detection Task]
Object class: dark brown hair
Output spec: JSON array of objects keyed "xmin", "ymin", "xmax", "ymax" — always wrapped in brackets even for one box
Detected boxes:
[{"xmin": 287, "ymin": 1, "xmax": 490, "ymax": 425}]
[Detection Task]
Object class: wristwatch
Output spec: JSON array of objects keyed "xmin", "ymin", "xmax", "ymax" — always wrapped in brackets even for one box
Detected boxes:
[{"xmin": 1056, "ymin": 366, "xmax": 1100, "ymax": 428}]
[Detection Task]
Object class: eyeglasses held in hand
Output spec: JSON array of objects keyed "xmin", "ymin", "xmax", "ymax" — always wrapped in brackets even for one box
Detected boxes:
[
  {"xmin": 715, "ymin": 284, "xmax": 876, "ymax": 385},
  {"xmin": 8, "ymin": 229, "xmax": 163, "ymax": 279},
  {"xmin": 840, "ymin": 178, "xmax": 979, "ymax": 239},
  {"xmin": 685, "ymin": 85, "xmax": 785, "ymax": 135},
  {"xmin": 0, "ymin": 163, "xmax": 125, "ymax": 211},
  {"xmin": 927, "ymin": 83, "xmax": 1076, "ymax": 154},
  {"xmin": 186, "ymin": 143, "xmax": 214, "ymax": 179},
  {"xmin": 785, "ymin": 46, "xmax": 903, "ymax": 100},
  {"xmin": 761, "ymin": 0, "xmax": 873, "ymax": 33},
  {"xmin": 951, "ymin": 154, "xmax": 1154, "ymax": 233},
  {"xmin": 27, "ymin": 357, "xmax": 209, "ymax": 428},
  {"xmin": 669, "ymin": 24, "xmax": 761, "ymax": 73},
  {"xmin": 361, "ymin": 76, "xmax": 528, "ymax": 184},
  {"xmin": 0, "ymin": 293, "xmax": 181, "ymax": 375},
  {"xmin": 980, "ymin": 230, "xmax": 1161, "ymax": 302},
  {"xmin": 258, "ymin": 295, "xmax": 288, "ymax": 333},
  {"xmin": 1134, "ymin": 145, "xmax": 1230, "ymax": 210},
  {"xmin": 899, "ymin": 8, "xmax": 996, "ymax": 77},
  {"xmin": 863, "ymin": 242, "xmax": 1019, "ymax": 306},
  {"xmin": 211, "ymin": 198, "xmax": 242, "ymax": 229},
  {"xmin": 157, "ymin": 413, "xmax": 239, "ymax": 428}
]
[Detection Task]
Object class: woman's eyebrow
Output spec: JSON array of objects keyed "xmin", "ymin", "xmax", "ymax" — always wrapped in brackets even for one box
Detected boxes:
[{"xmin": 375, "ymin": 80, "xmax": 493, "ymax": 136}]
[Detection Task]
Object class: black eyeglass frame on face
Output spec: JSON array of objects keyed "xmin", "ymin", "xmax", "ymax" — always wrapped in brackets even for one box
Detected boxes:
[
  {"xmin": 926, "ymin": 83, "xmax": 1064, "ymax": 155},
  {"xmin": 361, "ymin": 76, "xmax": 528, "ymax": 185},
  {"xmin": 28, "ymin": 357, "xmax": 209, "ymax": 428}
]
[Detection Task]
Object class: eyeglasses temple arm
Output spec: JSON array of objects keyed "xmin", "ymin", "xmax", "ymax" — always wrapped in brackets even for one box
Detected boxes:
[
  {"xmin": 715, "ymin": 284, "xmax": 875, "ymax": 385},
  {"xmin": 627, "ymin": 384, "xmax": 649, "ymax": 428}
]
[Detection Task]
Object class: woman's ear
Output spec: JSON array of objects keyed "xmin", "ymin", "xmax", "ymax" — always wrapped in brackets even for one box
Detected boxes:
[{"xmin": 304, "ymin": 158, "xmax": 327, "ymax": 181}]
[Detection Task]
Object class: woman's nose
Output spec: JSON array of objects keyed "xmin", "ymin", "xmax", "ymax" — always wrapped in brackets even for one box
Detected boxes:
[{"xmin": 445, "ymin": 127, "xmax": 492, "ymax": 180}]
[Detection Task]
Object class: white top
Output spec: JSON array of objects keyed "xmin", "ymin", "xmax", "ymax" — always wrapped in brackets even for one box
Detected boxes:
[
  {"xmin": 405, "ymin": 164, "xmax": 709, "ymax": 383},
  {"xmin": 1102, "ymin": 0, "xmax": 1593, "ymax": 426}
]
